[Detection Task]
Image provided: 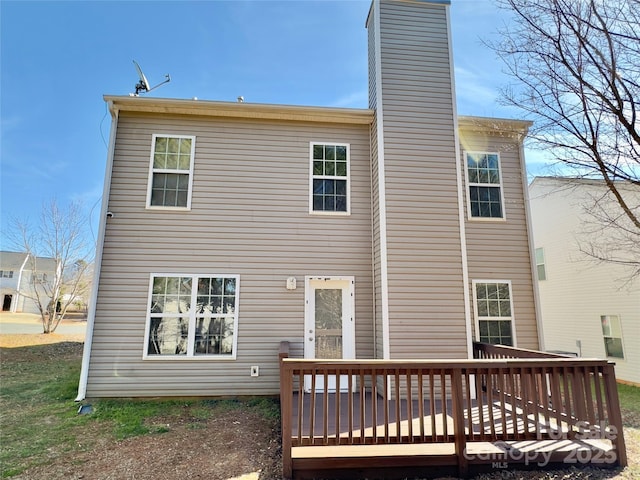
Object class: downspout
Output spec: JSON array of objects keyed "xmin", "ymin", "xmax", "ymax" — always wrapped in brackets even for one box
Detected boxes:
[
  {"xmin": 14, "ymin": 254, "xmax": 30, "ymax": 313},
  {"xmin": 369, "ymin": 105, "xmax": 377, "ymax": 358},
  {"xmin": 76, "ymin": 100, "xmax": 118, "ymax": 401},
  {"xmin": 446, "ymin": 6, "xmax": 474, "ymax": 360},
  {"xmin": 521, "ymin": 141, "xmax": 546, "ymax": 351},
  {"xmin": 373, "ymin": 0, "xmax": 390, "ymax": 360}
]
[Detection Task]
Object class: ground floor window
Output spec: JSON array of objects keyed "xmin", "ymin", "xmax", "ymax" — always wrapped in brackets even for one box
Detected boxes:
[
  {"xmin": 473, "ymin": 281, "xmax": 514, "ymax": 346},
  {"xmin": 601, "ymin": 315, "xmax": 624, "ymax": 359},
  {"xmin": 144, "ymin": 274, "xmax": 239, "ymax": 359}
]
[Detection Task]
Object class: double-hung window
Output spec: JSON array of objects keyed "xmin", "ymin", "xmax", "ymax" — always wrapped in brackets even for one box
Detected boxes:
[
  {"xmin": 144, "ymin": 274, "xmax": 239, "ymax": 359},
  {"xmin": 474, "ymin": 281, "xmax": 514, "ymax": 346},
  {"xmin": 466, "ymin": 152, "xmax": 504, "ymax": 219},
  {"xmin": 310, "ymin": 143, "xmax": 350, "ymax": 214},
  {"xmin": 147, "ymin": 135, "xmax": 195, "ymax": 209},
  {"xmin": 601, "ymin": 315, "xmax": 624, "ymax": 359}
]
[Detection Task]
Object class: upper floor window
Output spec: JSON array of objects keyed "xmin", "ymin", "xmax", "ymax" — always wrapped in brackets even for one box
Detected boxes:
[
  {"xmin": 601, "ymin": 315, "xmax": 624, "ymax": 359},
  {"xmin": 144, "ymin": 274, "xmax": 239, "ymax": 359},
  {"xmin": 535, "ymin": 248, "xmax": 547, "ymax": 281},
  {"xmin": 310, "ymin": 143, "xmax": 350, "ymax": 214},
  {"xmin": 31, "ymin": 273, "xmax": 48, "ymax": 284},
  {"xmin": 147, "ymin": 135, "xmax": 195, "ymax": 209},
  {"xmin": 466, "ymin": 152, "xmax": 504, "ymax": 219},
  {"xmin": 0, "ymin": 270, "xmax": 14, "ymax": 278},
  {"xmin": 474, "ymin": 281, "xmax": 514, "ymax": 346}
]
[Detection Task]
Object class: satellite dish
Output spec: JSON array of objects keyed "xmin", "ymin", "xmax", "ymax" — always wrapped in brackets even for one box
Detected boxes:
[{"xmin": 132, "ymin": 60, "xmax": 171, "ymax": 95}]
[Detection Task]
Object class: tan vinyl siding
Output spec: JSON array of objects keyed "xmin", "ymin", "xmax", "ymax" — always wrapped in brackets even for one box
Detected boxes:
[
  {"xmin": 377, "ymin": 0, "xmax": 467, "ymax": 359},
  {"xmin": 460, "ymin": 130, "xmax": 539, "ymax": 349},
  {"xmin": 86, "ymin": 113, "xmax": 373, "ymax": 397}
]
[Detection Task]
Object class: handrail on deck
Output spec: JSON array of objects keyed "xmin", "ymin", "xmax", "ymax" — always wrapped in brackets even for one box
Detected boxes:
[
  {"xmin": 473, "ymin": 341, "xmax": 572, "ymax": 359},
  {"xmin": 279, "ymin": 341, "xmax": 627, "ymax": 479}
]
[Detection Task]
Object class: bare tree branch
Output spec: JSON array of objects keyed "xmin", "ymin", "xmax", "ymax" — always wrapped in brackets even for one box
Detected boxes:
[{"xmin": 490, "ymin": 0, "xmax": 640, "ymax": 280}]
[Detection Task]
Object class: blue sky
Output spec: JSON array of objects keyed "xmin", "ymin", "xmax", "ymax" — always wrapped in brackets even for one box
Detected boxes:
[{"xmin": 0, "ymin": 0, "xmax": 546, "ymax": 250}]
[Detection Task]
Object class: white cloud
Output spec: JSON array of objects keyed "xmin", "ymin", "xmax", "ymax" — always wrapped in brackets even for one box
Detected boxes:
[{"xmin": 454, "ymin": 66, "xmax": 499, "ymax": 112}]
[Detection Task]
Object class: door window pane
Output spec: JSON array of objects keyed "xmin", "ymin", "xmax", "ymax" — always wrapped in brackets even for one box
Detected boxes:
[{"xmin": 315, "ymin": 289, "xmax": 342, "ymax": 359}]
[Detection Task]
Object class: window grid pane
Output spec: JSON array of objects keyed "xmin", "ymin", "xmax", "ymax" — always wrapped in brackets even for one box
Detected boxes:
[
  {"xmin": 476, "ymin": 282, "xmax": 513, "ymax": 346},
  {"xmin": 150, "ymin": 136, "xmax": 193, "ymax": 208},
  {"xmin": 467, "ymin": 152, "xmax": 503, "ymax": 218},
  {"xmin": 311, "ymin": 143, "xmax": 348, "ymax": 212},
  {"xmin": 194, "ymin": 316, "xmax": 235, "ymax": 355},
  {"xmin": 148, "ymin": 316, "xmax": 189, "ymax": 355}
]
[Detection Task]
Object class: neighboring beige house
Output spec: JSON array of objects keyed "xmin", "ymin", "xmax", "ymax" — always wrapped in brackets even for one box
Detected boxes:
[
  {"xmin": 0, "ymin": 251, "xmax": 58, "ymax": 314},
  {"xmin": 529, "ymin": 177, "xmax": 640, "ymax": 386},
  {"xmin": 77, "ymin": 0, "xmax": 541, "ymax": 399}
]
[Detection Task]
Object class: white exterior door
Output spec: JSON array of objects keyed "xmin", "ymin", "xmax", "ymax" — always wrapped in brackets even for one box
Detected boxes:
[{"xmin": 304, "ymin": 277, "xmax": 355, "ymax": 392}]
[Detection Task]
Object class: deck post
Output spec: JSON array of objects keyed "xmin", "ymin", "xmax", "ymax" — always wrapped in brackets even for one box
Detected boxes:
[
  {"xmin": 279, "ymin": 342, "xmax": 293, "ymax": 479},
  {"xmin": 603, "ymin": 363, "xmax": 627, "ymax": 467},
  {"xmin": 451, "ymin": 369, "xmax": 469, "ymax": 478}
]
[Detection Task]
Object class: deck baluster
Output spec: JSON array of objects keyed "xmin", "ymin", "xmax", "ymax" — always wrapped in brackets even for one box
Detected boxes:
[{"xmin": 279, "ymin": 342, "xmax": 627, "ymax": 479}]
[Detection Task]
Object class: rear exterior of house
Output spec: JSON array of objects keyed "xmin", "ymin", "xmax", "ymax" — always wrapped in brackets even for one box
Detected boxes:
[
  {"xmin": 78, "ymin": 0, "xmax": 540, "ymax": 399},
  {"xmin": 530, "ymin": 177, "xmax": 640, "ymax": 385}
]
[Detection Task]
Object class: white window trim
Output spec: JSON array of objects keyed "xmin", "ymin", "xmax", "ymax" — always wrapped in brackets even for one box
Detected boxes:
[
  {"xmin": 309, "ymin": 141, "xmax": 351, "ymax": 216},
  {"xmin": 471, "ymin": 279, "xmax": 517, "ymax": 347},
  {"xmin": 146, "ymin": 134, "xmax": 196, "ymax": 210},
  {"xmin": 143, "ymin": 273, "xmax": 240, "ymax": 360},
  {"xmin": 464, "ymin": 151, "xmax": 507, "ymax": 221},
  {"xmin": 600, "ymin": 314, "xmax": 625, "ymax": 360}
]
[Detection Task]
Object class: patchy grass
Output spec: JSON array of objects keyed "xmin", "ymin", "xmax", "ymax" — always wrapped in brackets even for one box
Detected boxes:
[
  {"xmin": 0, "ymin": 342, "xmax": 90, "ymax": 477},
  {"xmin": 0, "ymin": 342, "xmax": 281, "ymax": 479},
  {"xmin": 617, "ymin": 383, "xmax": 640, "ymax": 479},
  {"xmin": 619, "ymin": 384, "xmax": 640, "ymax": 425}
]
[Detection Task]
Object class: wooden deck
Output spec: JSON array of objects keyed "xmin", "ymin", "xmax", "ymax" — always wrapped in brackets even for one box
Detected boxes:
[{"xmin": 279, "ymin": 342, "xmax": 627, "ymax": 479}]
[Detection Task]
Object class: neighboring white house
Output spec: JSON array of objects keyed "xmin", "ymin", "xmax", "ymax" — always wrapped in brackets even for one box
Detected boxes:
[
  {"xmin": 529, "ymin": 177, "xmax": 640, "ymax": 386},
  {"xmin": 0, "ymin": 251, "xmax": 58, "ymax": 315}
]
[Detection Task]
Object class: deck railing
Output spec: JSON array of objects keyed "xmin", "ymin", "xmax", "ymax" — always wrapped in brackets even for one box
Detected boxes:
[
  {"xmin": 473, "ymin": 342, "xmax": 573, "ymax": 359},
  {"xmin": 279, "ymin": 341, "xmax": 627, "ymax": 478}
]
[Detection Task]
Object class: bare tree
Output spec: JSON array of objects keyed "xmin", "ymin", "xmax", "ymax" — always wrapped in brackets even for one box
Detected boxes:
[
  {"xmin": 577, "ymin": 181, "xmax": 640, "ymax": 284},
  {"xmin": 10, "ymin": 200, "xmax": 93, "ymax": 333},
  {"xmin": 490, "ymin": 0, "xmax": 640, "ymax": 277}
]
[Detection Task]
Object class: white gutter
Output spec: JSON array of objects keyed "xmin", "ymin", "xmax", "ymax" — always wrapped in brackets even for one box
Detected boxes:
[
  {"xmin": 374, "ymin": 0, "xmax": 390, "ymax": 360},
  {"xmin": 446, "ymin": 5, "xmax": 474, "ymax": 360},
  {"xmin": 76, "ymin": 102, "xmax": 118, "ymax": 401}
]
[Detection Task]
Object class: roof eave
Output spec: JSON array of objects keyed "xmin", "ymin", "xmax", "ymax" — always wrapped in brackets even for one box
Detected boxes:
[
  {"xmin": 104, "ymin": 95, "xmax": 374, "ymax": 125},
  {"xmin": 458, "ymin": 115, "xmax": 533, "ymax": 138}
]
